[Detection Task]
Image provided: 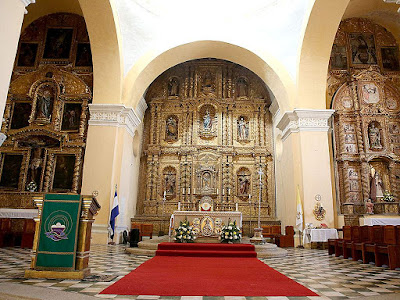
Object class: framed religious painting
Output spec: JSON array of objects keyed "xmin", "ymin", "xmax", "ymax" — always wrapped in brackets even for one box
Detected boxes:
[
  {"xmin": 10, "ymin": 102, "xmax": 32, "ymax": 129},
  {"xmin": 381, "ymin": 47, "xmax": 400, "ymax": 71},
  {"xmin": 42, "ymin": 28, "xmax": 74, "ymax": 60},
  {"xmin": 0, "ymin": 153, "xmax": 23, "ymax": 189},
  {"xmin": 16, "ymin": 42, "xmax": 38, "ymax": 68},
  {"xmin": 75, "ymin": 43, "xmax": 92, "ymax": 67},
  {"xmin": 330, "ymin": 44, "xmax": 348, "ymax": 70},
  {"xmin": 61, "ymin": 103, "xmax": 82, "ymax": 132},
  {"xmin": 348, "ymin": 33, "xmax": 377, "ymax": 66},
  {"xmin": 52, "ymin": 154, "xmax": 76, "ymax": 191}
]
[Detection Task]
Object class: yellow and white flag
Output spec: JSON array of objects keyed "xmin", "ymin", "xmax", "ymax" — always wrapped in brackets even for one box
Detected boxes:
[{"xmin": 295, "ymin": 185, "xmax": 304, "ymax": 232}]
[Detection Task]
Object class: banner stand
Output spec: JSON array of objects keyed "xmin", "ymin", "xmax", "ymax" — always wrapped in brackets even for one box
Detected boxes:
[{"xmin": 25, "ymin": 193, "xmax": 100, "ymax": 279}]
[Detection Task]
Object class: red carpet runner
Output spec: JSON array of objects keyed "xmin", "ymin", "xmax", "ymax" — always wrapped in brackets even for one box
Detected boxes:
[{"xmin": 101, "ymin": 243, "xmax": 318, "ymax": 297}]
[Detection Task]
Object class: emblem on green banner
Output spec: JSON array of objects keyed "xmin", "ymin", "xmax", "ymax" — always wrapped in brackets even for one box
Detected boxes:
[{"xmin": 44, "ymin": 210, "xmax": 73, "ymax": 242}]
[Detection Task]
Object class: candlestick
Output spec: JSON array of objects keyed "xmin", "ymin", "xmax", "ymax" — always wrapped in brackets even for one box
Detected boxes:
[{"xmin": 178, "ymin": 201, "xmax": 181, "ymax": 211}]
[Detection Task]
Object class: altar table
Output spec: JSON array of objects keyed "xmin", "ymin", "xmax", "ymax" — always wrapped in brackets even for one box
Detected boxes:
[
  {"xmin": 303, "ymin": 228, "xmax": 338, "ymax": 244},
  {"xmin": 363, "ymin": 217, "xmax": 400, "ymax": 226},
  {"xmin": 0, "ymin": 208, "xmax": 38, "ymax": 219},
  {"xmin": 170, "ymin": 210, "xmax": 242, "ymax": 238}
]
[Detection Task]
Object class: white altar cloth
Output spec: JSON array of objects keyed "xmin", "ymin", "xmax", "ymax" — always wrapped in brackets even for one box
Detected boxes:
[
  {"xmin": 0, "ymin": 208, "xmax": 38, "ymax": 219},
  {"xmin": 363, "ymin": 217, "xmax": 400, "ymax": 226},
  {"xmin": 303, "ymin": 228, "xmax": 338, "ymax": 244}
]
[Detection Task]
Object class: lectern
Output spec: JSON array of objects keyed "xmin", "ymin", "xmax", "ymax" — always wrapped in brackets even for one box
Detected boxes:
[{"xmin": 25, "ymin": 193, "xmax": 101, "ymax": 279}]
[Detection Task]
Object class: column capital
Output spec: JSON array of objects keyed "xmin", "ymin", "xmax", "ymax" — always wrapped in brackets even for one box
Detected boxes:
[
  {"xmin": 88, "ymin": 104, "xmax": 144, "ymax": 137},
  {"xmin": 277, "ymin": 109, "xmax": 335, "ymax": 140}
]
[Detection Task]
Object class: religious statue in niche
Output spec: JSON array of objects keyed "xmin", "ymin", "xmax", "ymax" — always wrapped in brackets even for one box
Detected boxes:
[
  {"xmin": 168, "ymin": 77, "xmax": 179, "ymax": 96},
  {"xmin": 201, "ymin": 70, "xmax": 216, "ymax": 94},
  {"xmin": 203, "ymin": 110, "xmax": 212, "ymax": 130},
  {"xmin": 165, "ymin": 116, "xmax": 178, "ymax": 141},
  {"xmin": 237, "ymin": 116, "xmax": 249, "ymax": 141},
  {"xmin": 370, "ymin": 167, "xmax": 384, "ymax": 202},
  {"xmin": 35, "ymin": 86, "xmax": 55, "ymax": 122},
  {"xmin": 164, "ymin": 172, "xmax": 176, "ymax": 196},
  {"xmin": 349, "ymin": 33, "xmax": 377, "ymax": 65},
  {"xmin": 198, "ymin": 105, "xmax": 217, "ymax": 138},
  {"xmin": 368, "ymin": 122, "xmax": 383, "ymax": 150},
  {"xmin": 202, "ymin": 172, "xmax": 211, "ymax": 189},
  {"xmin": 361, "ymin": 83, "xmax": 379, "ymax": 104},
  {"xmin": 237, "ymin": 78, "xmax": 248, "ymax": 97},
  {"xmin": 26, "ymin": 148, "xmax": 43, "ymax": 192}
]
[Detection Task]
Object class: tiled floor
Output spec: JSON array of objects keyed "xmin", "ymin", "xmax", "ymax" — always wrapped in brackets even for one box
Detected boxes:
[{"xmin": 0, "ymin": 245, "xmax": 399, "ymax": 299}]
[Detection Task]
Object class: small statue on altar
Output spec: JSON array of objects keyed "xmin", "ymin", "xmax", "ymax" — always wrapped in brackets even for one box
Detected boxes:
[
  {"xmin": 365, "ymin": 198, "xmax": 374, "ymax": 214},
  {"xmin": 370, "ymin": 167, "xmax": 384, "ymax": 202}
]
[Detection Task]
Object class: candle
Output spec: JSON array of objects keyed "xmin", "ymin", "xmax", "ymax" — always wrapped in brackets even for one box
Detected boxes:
[
  {"xmin": 188, "ymin": 187, "xmax": 190, "ymax": 194},
  {"xmin": 229, "ymin": 188, "xmax": 231, "ymax": 195},
  {"xmin": 236, "ymin": 203, "xmax": 239, "ymax": 211},
  {"xmin": 178, "ymin": 202, "xmax": 181, "ymax": 211},
  {"xmin": 222, "ymin": 189, "xmax": 225, "ymax": 195},
  {"xmin": 182, "ymin": 188, "xmax": 185, "ymax": 194},
  {"xmin": 163, "ymin": 191, "xmax": 166, "ymax": 197}
]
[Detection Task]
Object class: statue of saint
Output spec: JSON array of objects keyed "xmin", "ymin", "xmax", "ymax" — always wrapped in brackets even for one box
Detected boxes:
[
  {"xmin": 165, "ymin": 174, "xmax": 175, "ymax": 194},
  {"xmin": 239, "ymin": 177, "xmax": 250, "ymax": 194},
  {"xmin": 203, "ymin": 110, "xmax": 212, "ymax": 130},
  {"xmin": 166, "ymin": 117, "xmax": 178, "ymax": 139},
  {"xmin": 370, "ymin": 167, "xmax": 384, "ymax": 202},
  {"xmin": 238, "ymin": 117, "xmax": 249, "ymax": 140},
  {"xmin": 368, "ymin": 123, "xmax": 382, "ymax": 149},
  {"xmin": 168, "ymin": 78, "xmax": 179, "ymax": 96},
  {"xmin": 37, "ymin": 89, "xmax": 52, "ymax": 119},
  {"xmin": 237, "ymin": 78, "xmax": 248, "ymax": 97},
  {"xmin": 365, "ymin": 199, "xmax": 374, "ymax": 214}
]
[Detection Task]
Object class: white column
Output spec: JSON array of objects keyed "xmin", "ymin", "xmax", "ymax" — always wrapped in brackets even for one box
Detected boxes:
[
  {"xmin": 276, "ymin": 109, "xmax": 336, "ymax": 229},
  {"xmin": 82, "ymin": 100, "xmax": 147, "ymax": 244},
  {"xmin": 0, "ymin": 0, "xmax": 35, "ymax": 144}
]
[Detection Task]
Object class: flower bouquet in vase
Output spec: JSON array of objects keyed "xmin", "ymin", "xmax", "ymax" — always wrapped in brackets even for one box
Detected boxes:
[
  {"xmin": 174, "ymin": 218, "xmax": 196, "ymax": 243},
  {"xmin": 220, "ymin": 219, "xmax": 241, "ymax": 243},
  {"xmin": 383, "ymin": 190, "xmax": 394, "ymax": 202}
]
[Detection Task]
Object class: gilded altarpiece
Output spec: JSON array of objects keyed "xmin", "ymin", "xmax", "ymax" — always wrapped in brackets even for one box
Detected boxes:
[
  {"xmin": 134, "ymin": 59, "xmax": 276, "ymax": 233},
  {"xmin": 0, "ymin": 13, "xmax": 92, "ymax": 213},
  {"xmin": 328, "ymin": 19, "xmax": 400, "ymax": 222}
]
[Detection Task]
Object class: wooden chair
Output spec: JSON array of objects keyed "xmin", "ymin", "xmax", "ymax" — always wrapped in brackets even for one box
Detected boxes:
[
  {"xmin": 335, "ymin": 225, "xmax": 351, "ymax": 257},
  {"xmin": 352, "ymin": 225, "xmax": 373, "ymax": 262},
  {"xmin": 264, "ymin": 225, "xmax": 281, "ymax": 243},
  {"xmin": 276, "ymin": 226, "xmax": 294, "ymax": 248},
  {"xmin": 375, "ymin": 225, "xmax": 400, "ymax": 270},
  {"xmin": 21, "ymin": 219, "xmax": 36, "ymax": 249},
  {"xmin": 362, "ymin": 225, "xmax": 384, "ymax": 265},
  {"xmin": 261, "ymin": 225, "xmax": 272, "ymax": 236},
  {"xmin": 140, "ymin": 223, "xmax": 153, "ymax": 240},
  {"xmin": 0, "ymin": 219, "xmax": 13, "ymax": 247}
]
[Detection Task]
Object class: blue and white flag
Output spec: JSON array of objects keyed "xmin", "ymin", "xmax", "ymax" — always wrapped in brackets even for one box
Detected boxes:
[{"xmin": 109, "ymin": 188, "xmax": 119, "ymax": 240}]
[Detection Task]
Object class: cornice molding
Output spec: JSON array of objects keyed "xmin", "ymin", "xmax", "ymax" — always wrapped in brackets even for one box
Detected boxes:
[
  {"xmin": 19, "ymin": 0, "xmax": 35, "ymax": 14},
  {"xmin": 277, "ymin": 109, "xmax": 335, "ymax": 141},
  {"xmin": 268, "ymin": 99, "xmax": 280, "ymax": 120},
  {"xmin": 88, "ymin": 104, "xmax": 142, "ymax": 137},
  {"xmin": 135, "ymin": 97, "xmax": 148, "ymax": 121}
]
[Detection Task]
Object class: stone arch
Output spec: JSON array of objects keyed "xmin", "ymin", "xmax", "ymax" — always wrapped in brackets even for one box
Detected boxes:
[
  {"xmin": 122, "ymin": 40, "xmax": 294, "ymax": 112},
  {"xmin": 297, "ymin": 0, "xmax": 350, "ymax": 109}
]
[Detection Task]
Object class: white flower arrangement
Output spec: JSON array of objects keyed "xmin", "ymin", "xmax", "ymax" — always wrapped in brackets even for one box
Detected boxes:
[
  {"xmin": 383, "ymin": 190, "xmax": 394, "ymax": 202},
  {"xmin": 220, "ymin": 219, "xmax": 241, "ymax": 243},
  {"xmin": 174, "ymin": 218, "xmax": 196, "ymax": 243}
]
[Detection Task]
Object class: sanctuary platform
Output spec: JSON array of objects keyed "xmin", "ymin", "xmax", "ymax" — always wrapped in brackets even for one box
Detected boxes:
[{"xmin": 125, "ymin": 236, "xmax": 287, "ymax": 258}]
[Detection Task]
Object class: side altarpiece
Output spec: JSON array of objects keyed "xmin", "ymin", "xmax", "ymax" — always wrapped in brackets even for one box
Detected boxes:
[
  {"xmin": 328, "ymin": 18, "xmax": 400, "ymax": 224},
  {"xmin": 133, "ymin": 59, "xmax": 277, "ymax": 234},
  {"xmin": 0, "ymin": 13, "xmax": 92, "ymax": 212}
]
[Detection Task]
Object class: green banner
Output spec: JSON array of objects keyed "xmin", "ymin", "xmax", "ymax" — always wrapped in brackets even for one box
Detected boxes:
[{"xmin": 36, "ymin": 194, "xmax": 82, "ymax": 270}]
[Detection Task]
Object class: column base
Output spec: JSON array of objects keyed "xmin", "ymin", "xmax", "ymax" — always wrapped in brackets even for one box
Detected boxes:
[
  {"xmin": 250, "ymin": 227, "xmax": 265, "ymax": 245},
  {"xmin": 24, "ymin": 268, "xmax": 91, "ymax": 280}
]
